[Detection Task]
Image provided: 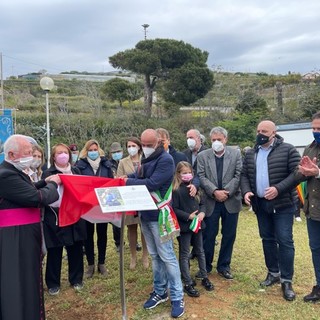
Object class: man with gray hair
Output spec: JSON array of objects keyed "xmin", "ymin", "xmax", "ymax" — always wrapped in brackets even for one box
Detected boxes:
[
  {"xmin": 0, "ymin": 134, "xmax": 61, "ymax": 320},
  {"xmin": 197, "ymin": 127, "xmax": 242, "ymax": 280}
]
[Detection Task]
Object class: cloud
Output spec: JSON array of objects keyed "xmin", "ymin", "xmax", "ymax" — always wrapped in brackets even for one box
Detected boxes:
[{"xmin": 1, "ymin": 0, "xmax": 320, "ymax": 77}]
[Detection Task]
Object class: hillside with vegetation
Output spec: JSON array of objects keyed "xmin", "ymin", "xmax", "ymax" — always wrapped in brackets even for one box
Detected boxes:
[{"xmin": 2, "ymin": 71, "xmax": 319, "ymax": 153}]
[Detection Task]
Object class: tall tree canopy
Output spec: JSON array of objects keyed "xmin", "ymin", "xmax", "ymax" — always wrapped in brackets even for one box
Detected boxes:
[
  {"xmin": 109, "ymin": 38, "xmax": 214, "ymax": 117},
  {"xmin": 101, "ymin": 78, "xmax": 142, "ymax": 108}
]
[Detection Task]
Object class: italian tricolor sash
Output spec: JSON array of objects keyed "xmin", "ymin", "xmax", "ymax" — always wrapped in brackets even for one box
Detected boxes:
[{"xmin": 151, "ymin": 184, "xmax": 180, "ymax": 243}]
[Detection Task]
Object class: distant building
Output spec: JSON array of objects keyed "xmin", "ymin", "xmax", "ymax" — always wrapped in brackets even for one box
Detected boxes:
[
  {"xmin": 302, "ymin": 72, "xmax": 320, "ymax": 81},
  {"xmin": 54, "ymin": 73, "xmax": 136, "ymax": 83},
  {"xmin": 276, "ymin": 122, "xmax": 312, "ymax": 155},
  {"xmin": 18, "ymin": 73, "xmax": 42, "ymax": 80},
  {"xmin": 17, "ymin": 72, "xmax": 136, "ymax": 83}
]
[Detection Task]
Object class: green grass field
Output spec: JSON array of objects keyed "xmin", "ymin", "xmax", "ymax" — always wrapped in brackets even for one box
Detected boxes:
[{"xmin": 45, "ymin": 207, "xmax": 320, "ymax": 320}]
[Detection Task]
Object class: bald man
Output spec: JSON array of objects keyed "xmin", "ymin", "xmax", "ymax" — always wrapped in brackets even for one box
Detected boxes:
[
  {"xmin": 241, "ymin": 120, "xmax": 301, "ymax": 301},
  {"xmin": 125, "ymin": 129, "xmax": 184, "ymax": 318},
  {"xmin": 183, "ymin": 129, "xmax": 207, "ymax": 172}
]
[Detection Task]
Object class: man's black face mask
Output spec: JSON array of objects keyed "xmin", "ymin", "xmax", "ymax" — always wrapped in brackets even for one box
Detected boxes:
[{"xmin": 256, "ymin": 133, "xmax": 270, "ymax": 146}]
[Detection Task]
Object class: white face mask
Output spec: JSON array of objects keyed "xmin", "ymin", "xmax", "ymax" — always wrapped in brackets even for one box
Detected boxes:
[
  {"xmin": 142, "ymin": 147, "xmax": 155, "ymax": 158},
  {"xmin": 10, "ymin": 156, "xmax": 34, "ymax": 171},
  {"xmin": 212, "ymin": 140, "xmax": 224, "ymax": 153},
  {"xmin": 187, "ymin": 138, "xmax": 196, "ymax": 151},
  {"xmin": 31, "ymin": 158, "xmax": 42, "ymax": 169},
  {"xmin": 127, "ymin": 146, "xmax": 138, "ymax": 157}
]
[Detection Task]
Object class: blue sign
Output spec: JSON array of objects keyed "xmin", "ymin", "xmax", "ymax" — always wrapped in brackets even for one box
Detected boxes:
[{"xmin": 0, "ymin": 109, "xmax": 13, "ymax": 163}]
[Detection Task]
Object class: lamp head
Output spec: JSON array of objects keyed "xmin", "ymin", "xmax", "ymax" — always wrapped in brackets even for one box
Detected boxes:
[{"xmin": 40, "ymin": 77, "xmax": 54, "ymax": 91}]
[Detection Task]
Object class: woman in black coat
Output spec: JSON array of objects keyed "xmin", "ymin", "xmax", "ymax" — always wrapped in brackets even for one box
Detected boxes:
[
  {"xmin": 76, "ymin": 139, "xmax": 114, "ymax": 278},
  {"xmin": 42, "ymin": 143, "xmax": 87, "ymax": 295}
]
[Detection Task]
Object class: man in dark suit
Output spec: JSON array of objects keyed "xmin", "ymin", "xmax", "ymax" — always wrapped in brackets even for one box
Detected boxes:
[
  {"xmin": 183, "ymin": 129, "xmax": 206, "ymax": 172},
  {"xmin": 197, "ymin": 127, "xmax": 242, "ymax": 280},
  {"xmin": 156, "ymin": 128, "xmax": 188, "ymax": 167},
  {"xmin": 156, "ymin": 128, "xmax": 201, "ymax": 198}
]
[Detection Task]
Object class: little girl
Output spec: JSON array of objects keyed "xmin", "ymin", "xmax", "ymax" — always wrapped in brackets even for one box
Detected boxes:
[{"xmin": 172, "ymin": 161, "xmax": 214, "ymax": 297}]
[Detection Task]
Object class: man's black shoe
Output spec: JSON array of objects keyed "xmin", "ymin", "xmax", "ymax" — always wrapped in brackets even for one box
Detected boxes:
[
  {"xmin": 218, "ymin": 270, "xmax": 234, "ymax": 280},
  {"xmin": 304, "ymin": 285, "xmax": 320, "ymax": 302},
  {"xmin": 281, "ymin": 282, "xmax": 296, "ymax": 301},
  {"xmin": 184, "ymin": 284, "xmax": 200, "ymax": 297},
  {"xmin": 260, "ymin": 273, "xmax": 280, "ymax": 287},
  {"xmin": 201, "ymin": 278, "xmax": 214, "ymax": 291}
]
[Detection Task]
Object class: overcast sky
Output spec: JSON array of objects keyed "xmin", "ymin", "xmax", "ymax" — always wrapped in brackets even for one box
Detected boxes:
[{"xmin": 1, "ymin": 0, "xmax": 319, "ymax": 78}]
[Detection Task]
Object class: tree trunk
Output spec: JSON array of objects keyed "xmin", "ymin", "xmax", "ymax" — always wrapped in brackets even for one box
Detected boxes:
[{"xmin": 144, "ymin": 74, "xmax": 152, "ymax": 118}]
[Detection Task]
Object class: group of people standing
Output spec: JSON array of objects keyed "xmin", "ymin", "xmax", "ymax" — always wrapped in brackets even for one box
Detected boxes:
[
  {"xmin": 1, "ymin": 113, "xmax": 320, "ymax": 320},
  {"xmin": 45, "ymin": 138, "xmax": 151, "ymax": 295}
]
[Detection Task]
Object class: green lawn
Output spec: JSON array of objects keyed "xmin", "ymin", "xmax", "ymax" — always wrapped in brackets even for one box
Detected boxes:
[{"xmin": 45, "ymin": 207, "xmax": 320, "ymax": 320}]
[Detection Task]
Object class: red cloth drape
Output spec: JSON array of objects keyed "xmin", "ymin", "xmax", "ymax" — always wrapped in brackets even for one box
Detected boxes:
[{"xmin": 58, "ymin": 175, "xmax": 125, "ymax": 227}]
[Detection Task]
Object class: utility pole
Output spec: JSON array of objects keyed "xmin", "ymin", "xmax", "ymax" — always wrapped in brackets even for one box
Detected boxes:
[
  {"xmin": 275, "ymin": 81, "xmax": 283, "ymax": 114},
  {"xmin": 142, "ymin": 24, "xmax": 149, "ymax": 40}
]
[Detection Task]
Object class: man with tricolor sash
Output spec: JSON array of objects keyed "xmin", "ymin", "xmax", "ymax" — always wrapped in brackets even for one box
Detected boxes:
[{"xmin": 124, "ymin": 129, "xmax": 185, "ymax": 319}]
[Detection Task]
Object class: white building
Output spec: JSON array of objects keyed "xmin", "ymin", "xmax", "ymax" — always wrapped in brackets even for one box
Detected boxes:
[{"xmin": 276, "ymin": 122, "xmax": 312, "ymax": 155}]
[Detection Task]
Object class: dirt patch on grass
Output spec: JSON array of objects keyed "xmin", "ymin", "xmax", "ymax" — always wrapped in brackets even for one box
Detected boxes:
[{"xmin": 45, "ymin": 272, "xmax": 239, "ymax": 320}]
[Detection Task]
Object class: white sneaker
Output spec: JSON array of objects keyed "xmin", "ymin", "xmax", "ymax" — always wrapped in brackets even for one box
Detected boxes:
[{"xmin": 73, "ymin": 283, "xmax": 84, "ymax": 291}]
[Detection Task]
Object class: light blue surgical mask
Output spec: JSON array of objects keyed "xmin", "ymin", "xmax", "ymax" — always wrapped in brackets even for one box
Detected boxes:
[
  {"xmin": 112, "ymin": 152, "xmax": 123, "ymax": 161},
  {"xmin": 72, "ymin": 154, "xmax": 78, "ymax": 163},
  {"xmin": 88, "ymin": 151, "xmax": 99, "ymax": 161}
]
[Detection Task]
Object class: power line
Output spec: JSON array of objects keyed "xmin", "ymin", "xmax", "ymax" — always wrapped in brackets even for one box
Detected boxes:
[{"xmin": 2, "ymin": 53, "xmax": 70, "ymax": 74}]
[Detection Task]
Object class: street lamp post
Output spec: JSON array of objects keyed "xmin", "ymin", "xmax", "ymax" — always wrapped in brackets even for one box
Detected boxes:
[{"xmin": 40, "ymin": 76, "xmax": 54, "ymax": 168}]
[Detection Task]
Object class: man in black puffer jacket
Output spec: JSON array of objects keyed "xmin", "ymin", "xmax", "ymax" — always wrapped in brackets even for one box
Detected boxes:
[{"xmin": 241, "ymin": 120, "xmax": 301, "ymax": 302}]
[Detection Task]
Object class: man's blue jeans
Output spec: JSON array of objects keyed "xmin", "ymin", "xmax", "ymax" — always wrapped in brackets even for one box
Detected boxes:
[
  {"xmin": 307, "ymin": 217, "xmax": 320, "ymax": 286},
  {"xmin": 255, "ymin": 198, "xmax": 295, "ymax": 282},
  {"xmin": 140, "ymin": 219, "xmax": 183, "ymax": 301}
]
